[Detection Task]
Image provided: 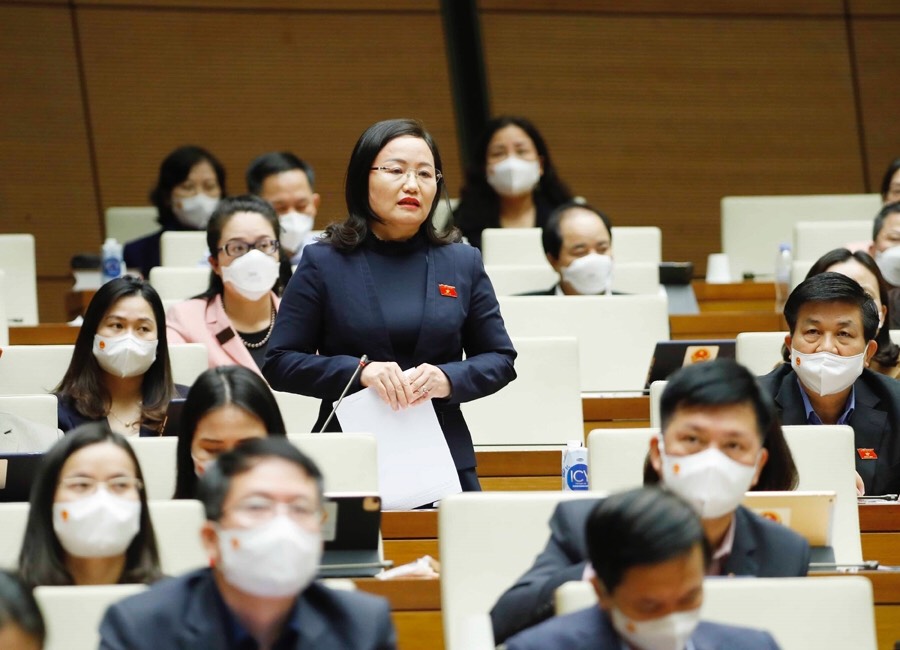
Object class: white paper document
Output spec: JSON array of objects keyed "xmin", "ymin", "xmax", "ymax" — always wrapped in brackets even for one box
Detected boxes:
[{"xmin": 335, "ymin": 384, "xmax": 462, "ymax": 510}]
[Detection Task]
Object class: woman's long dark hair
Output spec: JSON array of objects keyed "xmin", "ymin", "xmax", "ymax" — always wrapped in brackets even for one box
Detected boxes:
[
  {"xmin": 150, "ymin": 145, "xmax": 226, "ymax": 229},
  {"xmin": 18, "ymin": 423, "xmax": 162, "ymax": 588},
  {"xmin": 55, "ymin": 276, "xmax": 176, "ymax": 431},
  {"xmin": 173, "ymin": 366, "xmax": 287, "ymax": 499},
  {"xmin": 453, "ymin": 115, "xmax": 572, "ymax": 245},
  {"xmin": 324, "ymin": 118, "xmax": 460, "ymax": 252}
]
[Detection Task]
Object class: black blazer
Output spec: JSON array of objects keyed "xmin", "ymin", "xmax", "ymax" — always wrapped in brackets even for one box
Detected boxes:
[
  {"xmin": 263, "ymin": 240, "xmax": 517, "ymax": 470},
  {"xmin": 490, "ymin": 498, "xmax": 810, "ymax": 643},
  {"xmin": 758, "ymin": 364, "xmax": 900, "ymax": 495},
  {"xmin": 56, "ymin": 386, "xmax": 188, "ymax": 437},
  {"xmin": 99, "ymin": 569, "xmax": 396, "ymax": 649}
]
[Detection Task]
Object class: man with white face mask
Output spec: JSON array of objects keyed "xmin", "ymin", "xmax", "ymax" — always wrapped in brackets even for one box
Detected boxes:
[
  {"xmin": 759, "ymin": 272, "xmax": 900, "ymax": 497},
  {"xmin": 247, "ymin": 152, "xmax": 321, "ymax": 265},
  {"xmin": 503, "ymin": 488, "xmax": 780, "ymax": 650},
  {"xmin": 523, "ymin": 202, "xmax": 616, "ymax": 296},
  {"xmin": 491, "ymin": 361, "xmax": 809, "ymax": 644},
  {"xmin": 99, "ymin": 437, "xmax": 396, "ymax": 649}
]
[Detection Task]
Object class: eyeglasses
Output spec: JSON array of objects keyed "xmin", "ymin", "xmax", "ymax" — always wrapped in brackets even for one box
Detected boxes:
[
  {"xmin": 370, "ymin": 165, "xmax": 442, "ymax": 185},
  {"xmin": 217, "ymin": 238, "xmax": 280, "ymax": 258},
  {"xmin": 227, "ymin": 496, "xmax": 322, "ymax": 526},
  {"xmin": 59, "ymin": 476, "xmax": 143, "ymax": 496}
]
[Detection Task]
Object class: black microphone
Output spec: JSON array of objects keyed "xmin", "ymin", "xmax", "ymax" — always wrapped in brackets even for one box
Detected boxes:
[{"xmin": 318, "ymin": 355, "xmax": 368, "ymax": 433}]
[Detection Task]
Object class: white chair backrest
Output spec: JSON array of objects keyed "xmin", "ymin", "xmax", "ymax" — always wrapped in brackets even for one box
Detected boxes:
[
  {"xmin": 35, "ymin": 584, "xmax": 148, "ymax": 650},
  {"xmin": 105, "ymin": 206, "xmax": 159, "ymax": 244},
  {"xmin": 148, "ymin": 499, "xmax": 207, "ymax": 574},
  {"xmin": 735, "ymin": 332, "xmax": 787, "ymax": 376},
  {"xmin": 721, "ymin": 194, "xmax": 881, "ymax": 280},
  {"xmin": 168, "ymin": 343, "xmax": 209, "ymax": 385},
  {"xmin": 702, "ymin": 576, "xmax": 876, "ymax": 650},
  {"xmin": 148, "ymin": 266, "xmax": 210, "ymax": 301},
  {"xmin": 439, "ymin": 491, "xmax": 602, "ymax": 650},
  {"xmin": 891, "ymin": 330, "xmax": 900, "ymax": 346},
  {"xmin": 611, "ymin": 226, "xmax": 662, "ymax": 264},
  {"xmin": 0, "ymin": 394, "xmax": 59, "ymax": 430},
  {"xmin": 611, "ymin": 262, "xmax": 661, "ymax": 294},
  {"xmin": 463, "ymin": 337, "xmax": 582, "ymax": 446},
  {"xmin": 0, "ymin": 502, "xmax": 29, "ymax": 569},
  {"xmin": 484, "ymin": 265, "xmax": 558, "ymax": 295},
  {"xmin": 160, "ymin": 231, "xmax": 209, "ymax": 267},
  {"xmin": 0, "ymin": 234, "xmax": 38, "ymax": 325},
  {"xmin": 480, "ymin": 229, "xmax": 546, "ymax": 267},
  {"xmin": 554, "ymin": 580, "xmax": 598, "ymax": 615},
  {"xmin": 790, "ymin": 259, "xmax": 814, "ymax": 289},
  {"xmin": 0, "ymin": 269, "xmax": 8, "ymax": 345},
  {"xmin": 793, "ymin": 220, "xmax": 872, "ymax": 261},
  {"xmin": 127, "ymin": 437, "xmax": 178, "ymax": 499},
  {"xmin": 782, "ymin": 425, "xmax": 861, "ymax": 563},
  {"xmin": 587, "ymin": 428, "xmax": 657, "ymax": 491},
  {"xmin": 648, "ymin": 380, "xmax": 666, "ymax": 428},
  {"xmin": 287, "ymin": 433, "xmax": 379, "ymax": 492},
  {"xmin": 498, "ymin": 295, "xmax": 669, "ymax": 391},
  {"xmin": 273, "ymin": 390, "xmax": 322, "ymax": 433}
]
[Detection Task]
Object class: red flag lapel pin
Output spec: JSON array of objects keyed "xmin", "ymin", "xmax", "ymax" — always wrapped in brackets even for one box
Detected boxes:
[
  {"xmin": 439, "ymin": 284, "xmax": 458, "ymax": 298},
  {"xmin": 858, "ymin": 448, "xmax": 878, "ymax": 460}
]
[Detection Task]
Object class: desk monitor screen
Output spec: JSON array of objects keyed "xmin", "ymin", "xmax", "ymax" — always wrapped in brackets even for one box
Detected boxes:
[
  {"xmin": 319, "ymin": 493, "xmax": 384, "ymax": 578},
  {"xmin": 742, "ymin": 491, "xmax": 836, "ymax": 547},
  {"xmin": 644, "ymin": 339, "xmax": 736, "ymax": 389},
  {"xmin": 0, "ymin": 453, "xmax": 44, "ymax": 502},
  {"xmin": 160, "ymin": 398, "xmax": 185, "ymax": 437}
]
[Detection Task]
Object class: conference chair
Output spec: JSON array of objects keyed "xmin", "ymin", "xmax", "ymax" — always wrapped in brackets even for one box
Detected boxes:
[
  {"xmin": 484, "ymin": 262, "xmax": 661, "ymax": 296},
  {"xmin": 148, "ymin": 499, "xmax": 207, "ymax": 574},
  {"xmin": 462, "ymin": 337, "xmax": 582, "ymax": 446},
  {"xmin": 735, "ymin": 331, "xmax": 787, "ymax": 377},
  {"xmin": 498, "ymin": 295, "xmax": 668, "ymax": 392},
  {"xmin": 148, "ymin": 266, "xmax": 210, "ymax": 301},
  {"xmin": 721, "ymin": 193, "xmax": 881, "ymax": 281},
  {"xmin": 160, "ymin": 231, "xmax": 209, "ymax": 267},
  {"xmin": 0, "ymin": 502, "xmax": 28, "ymax": 569},
  {"xmin": 127, "ymin": 437, "xmax": 178, "ymax": 499},
  {"xmin": 438, "ymin": 491, "xmax": 603, "ymax": 650},
  {"xmin": 481, "ymin": 227, "xmax": 663, "ymax": 267},
  {"xmin": 791, "ymin": 259, "xmax": 814, "ymax": 289},
  {"xmin": 0, "ymin": 394, "xmax": 59, "ymax": 430},
  {"xmin": 648, "ymin": 379, "xmax": 666, "ymax": 428},
  {"xmin": 0, "ymin": 233, "xmax": 38, "ymax": 325},
  {"xmin": 793, "ymin": 220, "xmax": 872, "ymax": 262},
  {"xmin": 35, "ymin": 583, "xmax": 148, "ymax": 650},
  {"xmin": 0, "ymin": 269, "xmax": 8, "ymax": 345},
  {"xmin": 104, "ymin": 206, "xmax": 159, "ymax": 244},
  {"xmin": 272, "ymin": 390, "xmax": 322, "ymax": 433},
  {"xmin": 286, "ymin": 433, "xmax": 379, "ymax": 493},
  {"xmin": 586, "ymin": 428, "xmax": 656, "ymax": 492}
]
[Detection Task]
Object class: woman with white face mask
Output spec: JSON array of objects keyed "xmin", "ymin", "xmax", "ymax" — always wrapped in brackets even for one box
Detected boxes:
[
  {"xmin": 56, "ymin": 276, "xmax": 184, "ymax": 436},
  {"xmin": 454, "ymin": 116, "xmax": 573, "ymax": 249},
  {"xmin": 18, "ymin": 423, "xmax": 162, "ymax": 588},
  {"xmin": 123, "ymin": 145, "xmax": 226, "ymax": 279},
  {"xmin": 166, "ymin": 195, "xmax": 289, "ymax": 376}
]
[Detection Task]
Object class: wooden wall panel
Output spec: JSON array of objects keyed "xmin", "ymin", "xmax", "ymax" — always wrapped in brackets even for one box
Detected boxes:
[
  {"xmin": 0, "ymin": 4, "xmax": 99, "ymax": 322},
  {"xmin": 480, "ymin": 11, "xmax": 864, "ymax": 270},
  {"xmin": 75, "ymin": 3, "xmax": 460, "ymax": 230}
]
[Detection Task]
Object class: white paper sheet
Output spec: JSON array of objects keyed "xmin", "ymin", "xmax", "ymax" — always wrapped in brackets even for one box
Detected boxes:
[{"xmin": 335, "ymin": 383, "xmax": 462, "ymax": 510}]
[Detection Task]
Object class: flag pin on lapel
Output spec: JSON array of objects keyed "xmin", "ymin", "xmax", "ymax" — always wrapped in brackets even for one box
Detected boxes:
[
  {"xmin": 858, "ymin": 448, "xmax": 877, "ymax": 460},
  {"xmin": 439, "ymin": 284, "xmax": 457, "ymax": 298}
]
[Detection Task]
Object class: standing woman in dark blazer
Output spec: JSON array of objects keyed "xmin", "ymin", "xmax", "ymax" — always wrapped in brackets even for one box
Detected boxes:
[{"xmin": 264, "ymin": 118, "xmax": 517, "ymax": 491}]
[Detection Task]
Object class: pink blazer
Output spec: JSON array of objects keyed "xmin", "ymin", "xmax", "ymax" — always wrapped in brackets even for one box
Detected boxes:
[{"xmin": 166, "ymin": 294, "xmax": 281, "ymax": 378}]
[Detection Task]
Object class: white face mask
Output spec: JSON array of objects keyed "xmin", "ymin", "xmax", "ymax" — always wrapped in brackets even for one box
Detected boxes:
[
  {"xmin": 279, "ymin": 211, "xmax": 314, "ymax": 252},
  {"xmin": 875, "ymin": 246, "xmax": 900, "ymax": 287},
  {"xmin": 221, "ymin": 249, "xmax": 280, "ymax": 301},
  {"xmin": 217, "ymin": 516, "xmax": 322, "ymax": 598},
  {"xmin": 192, "ymin": 453, "xmax": 213, "ymax": 478},
  {"xmin": 610, "ymin": 607, "xmax": 701, "ymax": 650},
  {"xmin": 93, "ymin": 333, "xmax": 158, "ymax": 378},
  {"xmin": 790, "ymin": 348, "xmax": 865, "ymax": 396},
  {"xmin": 53, "ymin": 488, "xmax": 141, "ymax": 558},
  {"xmin": 172, "ymin": 192, "xmax": 219, "ymax": 229},
  {"xmin": 659, "ymin": 438, "xmax": 759, "ymax": 519},
  {"xmin": 561, "ymin": 253, "xmax": 613, "ymax": 295},
  {"xmin": 486, "ymin": 156, "xmax": 541, "ymax": 197}
]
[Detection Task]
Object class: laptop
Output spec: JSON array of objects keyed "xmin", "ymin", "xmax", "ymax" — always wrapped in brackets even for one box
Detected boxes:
[
  {"xmin": 0, "ymin": 453, "xmax": 44, "ymax": 502},
  {"xmin": 319, "ymin": 493, "xmax": 389, "ymax": 578},
  {"xmin": 742, "ymin": 491, "xmax": 836, "ymax": 564},
  {"xmin": 160, "ymin": 398, "xmax": 186, "ymax": 437},
  {"xmin": 644, "ymin": 339, "xmax": 736, "ymax": 389}
]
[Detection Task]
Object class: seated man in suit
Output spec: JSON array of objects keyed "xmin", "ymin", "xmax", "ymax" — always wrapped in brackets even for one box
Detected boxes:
[
  {"xmin": 524, "ymin": 201, "xmax": 615, "ymax": 295},
  {"xmin": 99, "ymin": 437, "xmax": 396, "ymax": 650},
  {"xmin": 491, "ymin": 360, "xmax": 809, "ymax": 643},
  {"xmin": 502, "ymin": 488, "xmax": 780, "ymax": 650},
  {"xmin": 759, "ymin": 271, "xmax": 900, "ymax": 497}
]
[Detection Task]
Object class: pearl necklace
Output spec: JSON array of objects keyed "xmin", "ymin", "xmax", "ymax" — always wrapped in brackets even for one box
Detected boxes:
[{"xmin": 238, "ymin": 304, "xmax": 276, "ymax": 349}]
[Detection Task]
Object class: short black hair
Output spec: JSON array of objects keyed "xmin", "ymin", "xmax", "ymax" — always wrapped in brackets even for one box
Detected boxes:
[
  {"xmin": 246, "ymin": 152, "xmax": 316, "ymax": 195},
  {"xmin": 541, "ymin": 201, "xmax": 613, "ymax": 259},
  {"xmin": 872, "ymin": 201, "xmax": 900, "ymax": 240},
  {"xmin": 0, "ymin": 570, "xmax": 45, "ymax": 644},
  {"xmin": 784, "ymin": 271, "xmax": 879, "ymax": 342},
  {"xmin": 198, "ymin": 437, "xmax": 324, "ymax": 521},
  {"xmin": 586, "ymin": 488, "xmax": 710, "ymax": 594},
  {"xmin": 880, "ymin": 158, "xmax": 900, "ymax": 201}
]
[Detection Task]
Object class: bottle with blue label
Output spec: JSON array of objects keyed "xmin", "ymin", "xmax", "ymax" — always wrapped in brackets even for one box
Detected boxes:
[
  {"xmin": 562, "ymin": 440, "xmax": 589, "ymax": 491},
  {"xmin": 101, "ymin": 237, "xmax": 124, "ymax": 284}
]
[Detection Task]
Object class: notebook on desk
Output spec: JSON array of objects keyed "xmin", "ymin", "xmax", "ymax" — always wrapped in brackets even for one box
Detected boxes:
[
  {"xmin": 644, "ymin": 339, "xmax": 736, "ymax": 389},
  {"xmin": 0, "ymin": 453, "xmax": 43, "ymax": 502},
  {"xmin": 319, "ymin": 494, "xmax": 387, "ymax": 578},
  {"xmin": 743, "ymin": 491, "xmax": 836, "ymax": 563}
]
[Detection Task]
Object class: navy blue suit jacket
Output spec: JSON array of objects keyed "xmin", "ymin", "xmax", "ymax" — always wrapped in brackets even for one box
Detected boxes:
[
  {"xmin": 56, "ymin": 386, "xmax": 188, "ymax": 436},
  {"xmin": 99, "ymin": 569, "xmax": 396, "ymax": 649},
  {"xmin": 263, "ymin": 239, "xmax": 517, "ymax": 470},
  {"xmin": 491, "ymin": 499, "xmax": 809, "ymax": 643},
  {"xmin": 503, "ymin": 606, "xmax": 780, "ymax": 650}
]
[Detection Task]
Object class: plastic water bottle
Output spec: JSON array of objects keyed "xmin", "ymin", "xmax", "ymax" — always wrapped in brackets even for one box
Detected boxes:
[
  {"xmin": 101, "ymin": 238, "xmax": 124, "ymax": 284},
  {"xmin": 774, "ymin": 243, "xmax": 792, "ymax": 314},
  {"xmin": 562, "ymin": 441, "xmax": 589, "ymax": 491}
]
